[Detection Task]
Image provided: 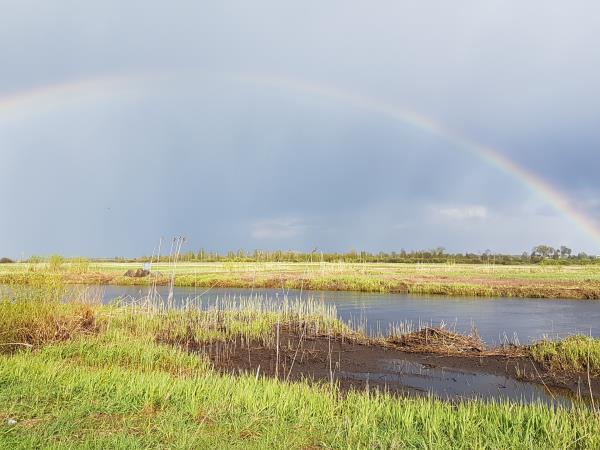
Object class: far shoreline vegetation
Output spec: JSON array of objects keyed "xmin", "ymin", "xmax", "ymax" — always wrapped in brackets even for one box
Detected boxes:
[
  {"xmin": 3, "ymin": 244, "xmax": 599, "ymax": 266},
  {"xmin": 1, "ymin": 245, "xmax": 599, "ymax": 299}
]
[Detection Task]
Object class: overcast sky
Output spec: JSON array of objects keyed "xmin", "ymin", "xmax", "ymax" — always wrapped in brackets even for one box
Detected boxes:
[{"xmin": 1, "ymin": 1, "xmax": 600, "ymax": 257}]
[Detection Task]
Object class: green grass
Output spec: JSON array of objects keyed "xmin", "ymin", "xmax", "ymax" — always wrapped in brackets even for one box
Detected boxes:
[
  {"xmin": 1, "ymin": 286, "xmax": 600, "ymax": 448},
  {"xmin": 531, "ymin": 336, "xmax": 600, "ymax": 376},
  {"xmin": 2, "ymin": 335, "xmax": 600, "ymax": 449},
  {"xmin": 2, "ymin": 261, "xmax": 600, "ymax": 282},
  {"xmin": 2, "ymin": 261, "xmax": 600, "ymax": 299}
]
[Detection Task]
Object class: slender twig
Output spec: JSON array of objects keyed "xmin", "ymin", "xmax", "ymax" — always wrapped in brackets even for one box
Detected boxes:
[
  {"xmin": 587, "ymin": 350, "xmax": 596, "ymax": 412},
  {"xmin": 286, "ymin": 324, "xmax": 307, "ymax": 382},
  {"xmin": 530, "ymin": 359, "xmax": 556, "ymax": 400},
  {"xmin": 328, "ymin": 332, "xmax": 333, "ymax": 387},
  {"xmin": 275, "ymin": 320, "xmax": 280, "ymax": 379}
]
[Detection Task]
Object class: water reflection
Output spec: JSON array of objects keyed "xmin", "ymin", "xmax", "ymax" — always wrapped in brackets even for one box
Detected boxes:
[{"xmin": 93, "ymin": 285, "xmax": 600, "ymax": 345}]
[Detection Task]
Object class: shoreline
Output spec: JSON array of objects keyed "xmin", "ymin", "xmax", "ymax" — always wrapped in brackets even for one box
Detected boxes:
[
  {"xmin": 164, "ymin": 326, "xmax": 600, "ymax": 405},
  {"xmin": 3, "ymin": 295, "xmax": 600, "ymax": 448},
  {"xmin": 3, "ymin": 269, "xmax": 600, "ymax": 299}
]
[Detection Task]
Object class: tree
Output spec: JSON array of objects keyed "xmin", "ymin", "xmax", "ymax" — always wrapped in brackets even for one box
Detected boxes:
[
  {"xmin": 559, "ymin": 246, "xmax": 572, "ymax": 258},
  {"xmin": 531, "ymin": 245, "xmax": 555, "ymax": 258}
]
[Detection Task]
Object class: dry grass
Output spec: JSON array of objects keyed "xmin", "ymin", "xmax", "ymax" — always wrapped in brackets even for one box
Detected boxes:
[
  {"xmin": 0, "ymin": 277, "xmax": 100, "ymax": 354},
  {"xmin": 387, "ymin": 326, "xmax": 486, "ymax": 354},
  {"xmin": 0, "ymin": 300, "xmax": 98, "ymax": 354}
]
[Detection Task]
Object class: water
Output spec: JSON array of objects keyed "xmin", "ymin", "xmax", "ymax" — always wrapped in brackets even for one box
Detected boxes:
[
  {"xmin": 4, "ymin": 283, "xmax": 596, "ymax": 406},
  {"xmin": 342, "ymin": 360, "xmax": 579, "ymax": 407},
  {"xmin": 98, "ymin": 285, "xmax": 600, "ymax": 345}
]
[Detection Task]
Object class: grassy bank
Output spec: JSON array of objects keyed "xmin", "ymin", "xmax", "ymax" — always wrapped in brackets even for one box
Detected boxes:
[
  {"xmin": 2, "ymin": 287, "xmax": 600, "ymax": 448},
  {"xmin": 3, "ymin": 344, "xmax": 599, "ymax": 449},
  {"xmin": 2, "ymin": 261, "xmax": 600, "ymax": 299},
  {"xmin": 531, "ymin": 336, "xmax": 600, "ymax": 376}
]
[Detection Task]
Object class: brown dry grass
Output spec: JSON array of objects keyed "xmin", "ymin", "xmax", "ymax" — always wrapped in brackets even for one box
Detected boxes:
[
  {"xmin": 0, "ymin": 302, "xmax": 99, "ymax": 354},
  {"xmin": 387, "ymin": 327, "xmax": 486, "ymax": 354}
]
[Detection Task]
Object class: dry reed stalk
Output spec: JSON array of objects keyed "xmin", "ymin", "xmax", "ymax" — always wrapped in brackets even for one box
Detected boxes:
[
  {"xmin": 588, "ymin": 351, "xmax": 596, "ymax": 412},
  {"xmin": 286, "ymin": 322, "xmax": 307, "ymax": 382},
  {"xmin": 328, "ymin": 332, "xmax": 333, "ymax": 387},
  {"xmin": 275, "ymin": 319, "xmax": 280, "ymax": 379},
  {"xmin": 388, "ymin": 327, "xmax": 486, "ymax": 354}
]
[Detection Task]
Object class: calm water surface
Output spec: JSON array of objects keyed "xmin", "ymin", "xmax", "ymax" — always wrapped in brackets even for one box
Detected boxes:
[
  {"xmin": 344, "ymin": 359, "xmax": 579, "ymax": 408},
  {"xmin": 99, "ymin": 286, "xmax": 600, "ymax": 345}
]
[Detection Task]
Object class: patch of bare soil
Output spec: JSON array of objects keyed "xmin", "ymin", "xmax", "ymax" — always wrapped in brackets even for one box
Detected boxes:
[{"xmin": 167, "ymin": 328, "xmax": 599, "ymax": 402}]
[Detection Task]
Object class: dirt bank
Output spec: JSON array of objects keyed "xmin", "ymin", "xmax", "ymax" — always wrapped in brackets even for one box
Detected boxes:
[{"xmin": 167, "ymin": 330, "xmax": 599, "ymax": 404}]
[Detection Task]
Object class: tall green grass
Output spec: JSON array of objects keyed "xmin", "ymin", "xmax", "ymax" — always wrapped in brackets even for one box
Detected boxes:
[
  {"xmin": 531, "ymin": 336, "xmax": 600, "ymax": 376},
  {"xmin": 2, "ymin": 337, "xmax": 599, "ymax": 449},
  {"xmin": 1, "ymin": 286, "xmax": 600, "ymax": 448}
]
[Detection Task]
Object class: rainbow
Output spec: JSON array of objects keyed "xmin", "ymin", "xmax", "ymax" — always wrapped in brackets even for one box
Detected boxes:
[
  {"xmin": 1, "ymin": 72, "xmax": 599, "ymax": 246},
  {"xmin": 233, "ymin": 74, "xmax": 600, "ymax": 246},
  {"xmin": 0, "ymin": 73, "xmax": 149, "ymax": 121}
]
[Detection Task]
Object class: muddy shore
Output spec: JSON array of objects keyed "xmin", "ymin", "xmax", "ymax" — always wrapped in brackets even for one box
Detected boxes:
[{"xmin": 177, "ymin": 331, "xmax": 599, "ymax": 405}]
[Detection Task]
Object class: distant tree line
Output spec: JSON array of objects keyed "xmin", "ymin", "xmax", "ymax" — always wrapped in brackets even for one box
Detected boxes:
[
  {"xmin": 9, "ymin": 245, "xmax": 598, "ymax": 265},
  {"xmin": 115, "ymin": 245, "xmax": 599, "ymax": 265}
]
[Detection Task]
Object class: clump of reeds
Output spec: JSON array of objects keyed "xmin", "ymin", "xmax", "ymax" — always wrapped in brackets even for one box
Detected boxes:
[
  {"xmin": 147, "ymin": 295, "xmax": 347, "ymax": 351},
  {"xmin": 530, "ymin": 336, "xmax": 600, "ymax": 376},
  {"xmin": 0, "ymin": 280, "xmax": 100, "ymax": 354}
]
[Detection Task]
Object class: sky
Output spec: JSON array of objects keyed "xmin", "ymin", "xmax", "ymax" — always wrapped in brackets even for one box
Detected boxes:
[{"xmin": 1, "ymin": 1, "xmax": 600, "ymax": 257}]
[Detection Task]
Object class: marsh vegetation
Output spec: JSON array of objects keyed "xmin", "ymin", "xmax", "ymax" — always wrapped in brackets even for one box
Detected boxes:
[
  {"xmin": 1, "ymin": 260, "xmax": 600, "ymax": 299},
  {"xmin": 1, "ymin": 279, "xmax": 599, "ymax": 448}
]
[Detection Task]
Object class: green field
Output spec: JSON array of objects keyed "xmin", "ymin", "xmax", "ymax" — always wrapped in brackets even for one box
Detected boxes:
[
  {"xmin": 2, "ymin": 284, "xmax": 600, "ymax": 449},
  {"xmin": 2, "ymin": 261, "xmax": 600, "ymax": 299}
]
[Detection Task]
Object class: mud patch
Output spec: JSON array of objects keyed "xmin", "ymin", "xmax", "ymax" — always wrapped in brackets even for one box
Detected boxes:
[{"xmin": 176, "ymin": 330, "xmax": 599, "ymax": 407}]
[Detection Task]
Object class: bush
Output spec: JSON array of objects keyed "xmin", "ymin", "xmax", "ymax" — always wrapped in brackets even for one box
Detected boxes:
[
  {"xmin": 47, "ymin": 254, "xmax": 65, "ymax": 272},
  {"xmin": 0, "ymin": 278, "xmax": 97, "ymax": 353},
  {"xmin": 0, "ymin": 257, "xmax": 14, "ymax": 264}
]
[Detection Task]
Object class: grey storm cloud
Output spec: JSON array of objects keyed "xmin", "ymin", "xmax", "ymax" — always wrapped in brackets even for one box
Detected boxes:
[{"xmin": 1, "ymin": 0, "xmax": 600, "ymax": 257}]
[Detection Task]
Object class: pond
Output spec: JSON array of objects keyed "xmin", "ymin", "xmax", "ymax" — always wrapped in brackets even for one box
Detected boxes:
[{"xmin": 99, "ymin": 285, "xmax": 600, "ymax": 345}]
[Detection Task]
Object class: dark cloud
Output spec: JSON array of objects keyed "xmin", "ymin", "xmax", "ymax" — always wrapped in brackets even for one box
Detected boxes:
[{"xmin": 1, "ymin": 1, "xmax": 599, "ymax": 256}]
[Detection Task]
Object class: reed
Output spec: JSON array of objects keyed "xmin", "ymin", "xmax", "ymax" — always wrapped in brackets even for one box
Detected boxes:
[
  {"xmin": 531, "ymin": 335, "xmax": 600, "ymax": 376},
  {"xmin": 0, "ymin": 277, "xmax": 99, "ymax": 353}
]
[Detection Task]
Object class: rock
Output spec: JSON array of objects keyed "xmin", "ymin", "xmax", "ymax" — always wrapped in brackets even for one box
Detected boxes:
[
  {"xmin": 124, "ymin": 268, "xmax": 151, "ymax": 278},
  {"xmin": 6, "ymin": 419, "xmax": 17, "ymax": 426}
]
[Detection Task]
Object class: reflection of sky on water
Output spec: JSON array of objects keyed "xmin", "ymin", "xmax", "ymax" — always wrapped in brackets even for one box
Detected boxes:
[{"xmin": 99, "ymin": 286, "xmax": 600, "ymax": 345}]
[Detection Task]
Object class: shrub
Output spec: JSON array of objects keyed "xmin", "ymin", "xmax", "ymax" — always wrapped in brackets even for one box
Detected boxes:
[{"xmin": 47, "ymin": 254, "xmax": 65, "ymax": 272}]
